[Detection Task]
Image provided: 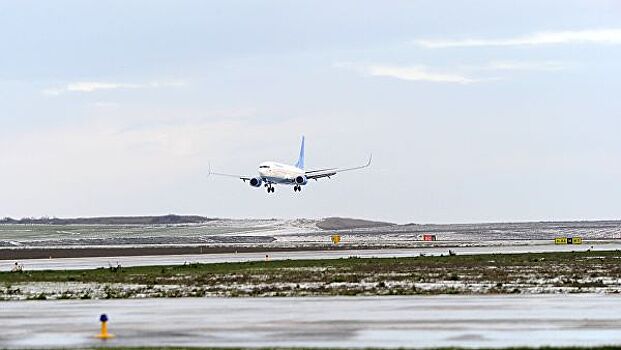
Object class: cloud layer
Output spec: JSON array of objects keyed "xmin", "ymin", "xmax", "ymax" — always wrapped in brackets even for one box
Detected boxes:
[
  {"xmin": 337, "ymin": 60, "xmax": 568, "ymax": 84},
  {"xmin": 416, "ymin": 29, "xmax": 621, "ymax": 48},
  {"xmin": 485, "ymin": 61, "xmax": 569, "ymax": 71},
  {"xmin": 366, "ymin": 65, "xmax": 476, "ymax": 84},
  {"xmin": 335, "ymin": 63, "xmax": 477, "ymax": 84},
  {"xmin": 43, "ymin": 80, "xmax": 185, "ymax": 95}
]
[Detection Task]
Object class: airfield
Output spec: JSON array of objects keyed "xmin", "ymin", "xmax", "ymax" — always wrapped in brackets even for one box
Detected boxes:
[
  {"xmin": 1, "ymin": 217, "xmax": 621, "ymax": 349},
  {"xmin": 2, "ymin": 218, "xmax": 621, "ymax": 249},
  {"xmin": 3, "ymin": 295, "xmax": 621, "ymax": 349},
  {"xmin": 4, "ymin": 244, "xmax": 621, "ymax": 271},
  {"xmin": 1, "ymin": 217, "xmax": 620, "ymax": 272}
]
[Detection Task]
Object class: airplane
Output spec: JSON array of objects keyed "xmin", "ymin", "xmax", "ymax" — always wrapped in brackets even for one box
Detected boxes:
[{"xmin": 208, "ymin": 136, "xmax": 371, "ymax": 193}]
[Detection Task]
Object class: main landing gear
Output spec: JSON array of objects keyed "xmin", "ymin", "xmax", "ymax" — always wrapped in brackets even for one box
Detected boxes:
[
  {"xmin": 266, "ymin": 185, "xmax": 275, "ymax": 193},
  {"xmin": 293, "ymin": 185, "xmax": 302, "ymax": 192}
]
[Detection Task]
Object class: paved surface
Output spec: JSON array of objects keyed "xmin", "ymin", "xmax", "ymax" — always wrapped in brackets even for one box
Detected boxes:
[
  {"xmin": 4, "ymin": 242, "xmax": 621, "ymax": 271},
  {"xmin": 2, "ymin": 295, "xmax": 621, "ymax": 348}
]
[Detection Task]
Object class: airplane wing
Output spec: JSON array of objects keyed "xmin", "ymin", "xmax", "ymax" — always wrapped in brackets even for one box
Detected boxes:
[
  {"xmin": 207, "ymin": 164, "xmax": 253, "ymax": 182},
  {"xmin": 304, "ymin": 154, "xmax": 372, "ymax": 180}
]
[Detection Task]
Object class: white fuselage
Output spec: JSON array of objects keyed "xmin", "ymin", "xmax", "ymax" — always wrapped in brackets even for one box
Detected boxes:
[{"xmin": 258, "ymin": 161, "xmax": 304, "ymax": 185}]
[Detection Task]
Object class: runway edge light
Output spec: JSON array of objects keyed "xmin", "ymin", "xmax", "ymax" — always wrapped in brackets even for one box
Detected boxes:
[{"xmin": 96, "ymin": 313, "xmax": 114, "ymax": 339}]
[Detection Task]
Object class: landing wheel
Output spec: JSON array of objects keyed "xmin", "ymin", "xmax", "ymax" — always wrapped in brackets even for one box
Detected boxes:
[{"xmin": 267, "ymin": 186, "xmax": 275, "ymax": 193}]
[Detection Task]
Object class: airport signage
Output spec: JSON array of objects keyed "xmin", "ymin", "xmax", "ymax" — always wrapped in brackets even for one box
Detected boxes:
[{"xmin": 554, "ymin": 237, "xmax": 583, "ymax": 245}]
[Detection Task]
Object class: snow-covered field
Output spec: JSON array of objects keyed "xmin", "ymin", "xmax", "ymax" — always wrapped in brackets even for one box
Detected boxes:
[{"xmin": 1, "ymin": 219, "xmax": 620, "ymax": 249}]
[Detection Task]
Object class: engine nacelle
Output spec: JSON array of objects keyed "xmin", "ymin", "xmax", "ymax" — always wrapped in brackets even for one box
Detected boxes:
[
  {"xmin": 249, "ymin": 177, "xmax": 263, "ymax": 187},
  {"xmin": 295, "ymin": 175, "xmax": 308, "ymax": 185}
]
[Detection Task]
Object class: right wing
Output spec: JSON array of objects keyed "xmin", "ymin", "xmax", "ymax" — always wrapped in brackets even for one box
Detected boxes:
[
  {"xmin": 304, "ymin": 154, "xmax": 372, "ymax": 180},
  {"xmin": 207, "ymin": 163, "xmax": 252, "ymax": 182}
]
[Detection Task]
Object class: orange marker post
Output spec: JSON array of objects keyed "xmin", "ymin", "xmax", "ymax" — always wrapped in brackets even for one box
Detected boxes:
[{"xmin": 96, "ymin": 314, "xmax": 114, "ymax": 339}]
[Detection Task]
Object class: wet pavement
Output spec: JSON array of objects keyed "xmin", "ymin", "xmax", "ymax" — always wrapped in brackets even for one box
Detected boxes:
[{"xmin": 2, "ymin": 295, "xmax": 621, "ymax": 348}]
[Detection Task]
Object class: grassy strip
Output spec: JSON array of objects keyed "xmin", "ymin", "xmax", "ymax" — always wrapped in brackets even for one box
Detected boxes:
[
  {"xmin": 1, "ymin": 256, "xmax": 425, "ymax": 284},
  {"xmin": 2, "ymin": 251, "xmax": 621, "ymax": 298},
  {"xmin": 2, "ymin": 250, "xmax": 621, "ymax": 283}
]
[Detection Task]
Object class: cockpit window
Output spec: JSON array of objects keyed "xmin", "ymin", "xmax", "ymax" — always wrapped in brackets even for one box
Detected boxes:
[{"xmin": 259, "ymin": 165, "xmax": 270, "ymax": 169}]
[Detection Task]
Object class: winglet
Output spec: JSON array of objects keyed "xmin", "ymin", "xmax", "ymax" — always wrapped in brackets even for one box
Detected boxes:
[{"xmin": 294, "ymin": 136, "xmax": 305, "ymax": 169}]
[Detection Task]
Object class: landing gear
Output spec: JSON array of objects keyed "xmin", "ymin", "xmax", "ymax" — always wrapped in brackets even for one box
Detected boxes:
[
  {"xmin": 294, "ymin": 185, "xmax": 302, "ymax": 192},
  {"xmin": 267, "ymin": 186, "xmax": 275, "ymax": 193}
]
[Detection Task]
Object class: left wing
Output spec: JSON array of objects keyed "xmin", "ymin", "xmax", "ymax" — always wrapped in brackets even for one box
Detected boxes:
[
  {"xmin": 304, "ymin": 154, "xmax": 372, "ymax": 180},
  {"xmin": 207, "ymin": 163, "xmax": 253, "ymax": 182}
]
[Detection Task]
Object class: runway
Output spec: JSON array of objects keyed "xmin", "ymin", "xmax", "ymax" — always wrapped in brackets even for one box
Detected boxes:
[
  {"xmin": 2, "ymin": 295, "xmax": 621, "ymax": 348},
  {"xmin": 5, "ymin": 242, "xmax": 621, "ymax": 271}
]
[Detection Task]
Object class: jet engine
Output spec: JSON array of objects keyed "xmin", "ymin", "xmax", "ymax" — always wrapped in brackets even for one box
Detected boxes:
[
  {"xmin": 249, "ymin": 177, "xmax": 263, "ymax": 187},
  {"xmin": 295, "ymin": 175, "xmax": 308, "ymax": 185}
]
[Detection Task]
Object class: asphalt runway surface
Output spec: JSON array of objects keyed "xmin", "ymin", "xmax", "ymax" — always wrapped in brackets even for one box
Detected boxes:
[
  {"xmin": 2, "ymin": 295, "xmax": 621, "ymax": 348},
  {"xmin": 4, "ymin": 242, "xmax": 621, "ymax": 271}
]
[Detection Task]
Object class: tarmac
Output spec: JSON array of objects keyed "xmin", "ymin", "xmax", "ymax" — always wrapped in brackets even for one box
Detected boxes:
[
  {"xmin": 4, "ymin": 242, "xmax": 621, "ymax": 271},
  {"xmin": 2, "ymin": 295, "xmax": 621, "ymax": 348}
]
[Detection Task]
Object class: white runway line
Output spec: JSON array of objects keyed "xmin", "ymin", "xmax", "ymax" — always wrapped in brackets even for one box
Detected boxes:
[
  {"xmin": 4, "ymin": 242, "xmax": 621, "ymax": 271},
  {"xmin": 2, "ymin": 295, "xmax": 621, "ymax": 348}
]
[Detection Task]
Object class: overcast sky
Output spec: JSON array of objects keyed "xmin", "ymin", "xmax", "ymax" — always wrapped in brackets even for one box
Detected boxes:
[{"xmin": 1, "ymin": 1, "xmax": 620, "ymax": 223}]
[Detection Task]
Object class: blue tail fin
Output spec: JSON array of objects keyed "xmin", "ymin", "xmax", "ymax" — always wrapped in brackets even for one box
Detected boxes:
[{"xmin": 294, "ymin": 136, "xmax": 305, "ymax": 169}]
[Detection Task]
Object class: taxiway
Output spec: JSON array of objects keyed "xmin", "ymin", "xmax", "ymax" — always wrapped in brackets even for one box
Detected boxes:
[{"xmin": 4, "ymin": 242, "xmax": 620, "ymax": 271}]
